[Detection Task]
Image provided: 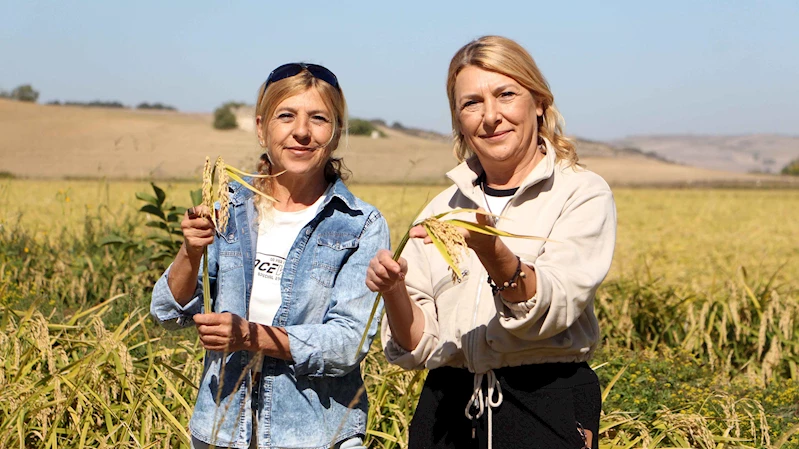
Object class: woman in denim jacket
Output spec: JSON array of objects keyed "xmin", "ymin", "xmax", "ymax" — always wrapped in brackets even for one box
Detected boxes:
[{"xmin": 151, "ymin": 63, "xmax": 389, "ymax": 449}]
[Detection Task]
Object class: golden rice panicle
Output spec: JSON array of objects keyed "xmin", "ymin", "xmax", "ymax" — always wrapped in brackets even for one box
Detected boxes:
[
  {"xmin": 215, "ymin": 156, "xmax": 230, "ymax": 233},
  {"xmin": 422, "ymin": 217, "xmax": 468, "ymax": 280},
  {"xmin": 202, "ymin": 156, "xmax": 213, "ymax": 215}
]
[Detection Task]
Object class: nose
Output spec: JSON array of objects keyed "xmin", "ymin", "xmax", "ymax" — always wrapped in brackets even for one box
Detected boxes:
[
  {"xmin": 482, "ymin": 97, "xmax": 502, "ymax": 128},
  {"xmin": 293, "ymin": 115, "xmax": 311, "ymax": 143}
]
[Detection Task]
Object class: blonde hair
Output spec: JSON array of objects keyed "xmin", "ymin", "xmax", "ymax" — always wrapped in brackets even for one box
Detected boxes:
[
  {"xmin": 252, "ymin": 69, "xmax": 349, "ymax": 212},
  {"xmin": 446, "ymin": 35, "xmax": 578, "ymax": 166}
]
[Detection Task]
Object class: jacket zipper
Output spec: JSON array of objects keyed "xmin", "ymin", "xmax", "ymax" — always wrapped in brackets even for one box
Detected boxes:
[{"xmin": 467, "ymin": 188, "xmax": 518, "ymax": 373}]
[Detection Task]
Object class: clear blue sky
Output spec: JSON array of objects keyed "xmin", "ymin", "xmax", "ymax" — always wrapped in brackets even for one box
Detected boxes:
[{"xmin": 2, "ymin": 1, "xmax": 797, "ymax": 140}]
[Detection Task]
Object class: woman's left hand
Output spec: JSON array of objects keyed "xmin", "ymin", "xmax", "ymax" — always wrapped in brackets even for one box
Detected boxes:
[
  {"xmin": 410, "ymin": 208, "xmax": 497, "ymax": 255},
  {"xmin": 193, "ymin": 312, "xmax": 251, "ymax": 352}
]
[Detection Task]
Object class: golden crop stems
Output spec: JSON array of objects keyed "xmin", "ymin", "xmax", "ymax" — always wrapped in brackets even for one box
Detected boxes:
[
  {"xmin": 199, "ymin": 155, "xmax": 279, "ymax": 314},
  {"xmin": 355, "ymin": 208, "xmax": 556, "ymax": 357}
]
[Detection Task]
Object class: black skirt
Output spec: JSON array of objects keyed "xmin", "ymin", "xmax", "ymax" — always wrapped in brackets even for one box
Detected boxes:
[{"xmin": 408, "ymin": 362, "xmax": 600, "ymax": 449}]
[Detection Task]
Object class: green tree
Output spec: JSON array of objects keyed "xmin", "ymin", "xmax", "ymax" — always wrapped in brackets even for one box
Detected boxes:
[
  {"xmin": 781, "ymin": 158, "xmax": 799, "ymax": 176},
  {"xmin": 213, "ymin": 105, "xmax": 238, "ymax": 130},
  {"xmin": 10, "ymin": 84, "xmax": 39, "ymax": 102},
  {"xmin": 349, "ymin": 118, "xmax": 384, "ymax": 137}
]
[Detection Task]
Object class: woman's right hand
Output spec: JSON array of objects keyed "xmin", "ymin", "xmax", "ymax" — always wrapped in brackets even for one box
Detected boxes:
[
  {"xmin": 181, "ymin": 205, "xmax": 215, "ymax": 259},
  {"xmin": 366, "ymin": 249, "xmax": 408, "ymax": 296}
]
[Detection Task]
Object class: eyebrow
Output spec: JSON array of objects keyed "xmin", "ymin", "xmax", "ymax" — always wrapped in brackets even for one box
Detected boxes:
[
  {"xmin": 491, "ymin": 84, "xmax": 520, "ymax": 95},
  {"xmin": 458, "ymin": 83, "xmax": 520, "ymax": 102},
  {"xmin": 275, "ymin": 106, "xmax": 331, "ymax": 116}
]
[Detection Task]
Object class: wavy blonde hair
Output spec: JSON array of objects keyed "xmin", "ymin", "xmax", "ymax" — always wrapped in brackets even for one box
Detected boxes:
[
  {"xmin": 446, "ymin": 35, "xmax": 578, "ymax": 167},
  {"xmin": 253, "ymin": 69, "xmax": 349, "ymax": 212}
]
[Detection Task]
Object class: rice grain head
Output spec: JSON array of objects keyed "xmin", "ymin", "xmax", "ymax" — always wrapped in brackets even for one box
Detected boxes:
[
  {"xmin": 215, "ymin": 156, "xmax": 230, "ymax": 233},
  {"xmin": 202, "ymin": 156, "xmax": 213, "ymax": 214},
  {"xmin": 422, "ymin": 218, "xmax": 468, "ymax": 282}
]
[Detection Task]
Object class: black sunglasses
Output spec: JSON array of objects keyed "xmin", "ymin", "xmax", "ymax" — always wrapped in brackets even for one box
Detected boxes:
[{"xmin": 264, "ymin": 63, "xmax": 340, "ymax": 91}]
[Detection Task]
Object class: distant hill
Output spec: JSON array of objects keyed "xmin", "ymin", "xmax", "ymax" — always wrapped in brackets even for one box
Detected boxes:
[
  {"xmin": 369, "ymin": 120, "xmax": 451, "ymax": 142},
  {"xmin": 0, "ymin": 99, "xmax": 796, "ymax": 187},
  {"xmin": 613, "ymin": 134, "xmax": 799, "ymax": 174}
]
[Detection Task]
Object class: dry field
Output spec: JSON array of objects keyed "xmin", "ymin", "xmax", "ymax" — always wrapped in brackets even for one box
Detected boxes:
[
  {"xmin": 2, "ymin": 180, "xmax": 799, "ymax": 448},
  {"xmin": 3, "ymin": 99, "xmax": 797, "ymax": 187}
]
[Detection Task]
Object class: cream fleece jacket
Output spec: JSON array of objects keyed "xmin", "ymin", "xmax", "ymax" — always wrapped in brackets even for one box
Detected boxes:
[{"xmin": 381, "ymin": 141, "xmax": 617, "ymax": 374}]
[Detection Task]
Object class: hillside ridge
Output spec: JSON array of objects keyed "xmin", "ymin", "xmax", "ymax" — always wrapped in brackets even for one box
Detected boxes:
[{"xmin": 1, "ymin": 99, "xmax": 796, "ymax": 187}]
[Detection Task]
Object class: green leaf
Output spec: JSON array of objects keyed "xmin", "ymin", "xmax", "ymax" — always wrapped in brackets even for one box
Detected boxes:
[
  {"xmin": 190, "ymin": 188, "xmax": 203, "ymax": 207},
  {"xmin": 139, "ymin": 204, "xmax": 166, "ymax": 221},
  {"xmin": 135, "ymin": 192, "xmax": 158, "ymax": 205},
  {"xmin": 433, "ymin": 207, "xmax": 502, "ymax": 220},
  {"xmin": 151, "ymin": 183, "xmax": 166, "ymax": 206},
  {"xmin": 444, "ymin": 218, "xmax": 558, "ymax": 242},
  {"xmin": 166, "ymin": 211, "xmax": 183, "ymax": 223},
  {"xmin": 146, "ymin": 221, "xmax": 169, "ymax": 230},
  {"xmin": 203, "ymin": 248, "xmax": 211, "ymax": 313},
  {"xmin": 226, "ymin": 170, "xmax": 277, "ymax": 202},
  {"xmin": 99, "ymin": 235, "xmax": 126, "ymax": 246},
  {"xmin": 602, "ymin": 363, "xmax": 628, "ymax": 403},
  {"xmin": 226, "ymin": 165, "xmax": 285, "ymax": 179}
]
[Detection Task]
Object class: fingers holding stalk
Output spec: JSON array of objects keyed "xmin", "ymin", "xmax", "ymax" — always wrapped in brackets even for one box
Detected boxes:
[
  {"xmin": 194, "ymin": 312, "xmax": 251, "ymax": 352},
  {"xmin": 366, "ymin": 249, "xmax": 408, "ymax": 295},
  {"xmin": 181, "ymin": 205, "xmax": 215, "ymax": 258}
]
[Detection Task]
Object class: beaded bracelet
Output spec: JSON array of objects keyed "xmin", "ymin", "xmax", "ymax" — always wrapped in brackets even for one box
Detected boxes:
[{"xmin": 487, "ymin": 256, "xmax": 527, "ymax": 295}]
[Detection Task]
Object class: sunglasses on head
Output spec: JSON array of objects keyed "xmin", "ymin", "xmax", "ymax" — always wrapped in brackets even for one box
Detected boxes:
[{"xmin": 264, "ymin": 63, "xmax": 340, "ymax": 91}]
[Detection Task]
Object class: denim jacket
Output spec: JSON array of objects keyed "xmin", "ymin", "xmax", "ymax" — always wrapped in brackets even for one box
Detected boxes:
[{"xmin": 150, "ymin": 178, "xmax": 389, "ymax": 449}]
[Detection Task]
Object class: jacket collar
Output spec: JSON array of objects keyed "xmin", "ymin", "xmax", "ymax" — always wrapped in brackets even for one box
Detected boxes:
[
  {"xmin": 446, "ymin": 138, "xmax": 557, "ymax": 205},
  {"xmin": 229, "ymin": 176, "xmax": 360, "ymax": 212}
]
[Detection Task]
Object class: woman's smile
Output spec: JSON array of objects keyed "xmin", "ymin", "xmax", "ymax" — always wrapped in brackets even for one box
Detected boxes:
[
  {"xmin": 285, "ymin": 145, "xmax": 318, "ymax": 155},
  {"xmin": 480, "ymin": 130, "xmax": 512, "ymax": 142}
]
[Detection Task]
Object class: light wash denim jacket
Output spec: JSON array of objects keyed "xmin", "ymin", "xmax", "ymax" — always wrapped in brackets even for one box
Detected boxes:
[{"xmin": 150, "ymin": 178, "xmax": 388, "ymax": 449}]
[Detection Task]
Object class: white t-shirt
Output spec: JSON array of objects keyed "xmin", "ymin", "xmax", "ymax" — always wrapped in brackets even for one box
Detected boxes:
[
  {"xmin": 482, "ymin": 182, "xmax": 518, "ymax": 223},
  {"xmin": 248, "ymin": 191, "xmax": 327, "ymax": 326}
]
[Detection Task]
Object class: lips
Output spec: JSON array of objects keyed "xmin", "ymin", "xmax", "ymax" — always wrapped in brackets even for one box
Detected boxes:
[{"xmin": 480, "ymin": 130, "xmax": 511, "ymax": 140}]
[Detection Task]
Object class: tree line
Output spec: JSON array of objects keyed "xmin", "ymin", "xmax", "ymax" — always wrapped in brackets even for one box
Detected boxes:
[{"xmin": 1, "ymin": 83, "xmax": 176, "ymax": 111}]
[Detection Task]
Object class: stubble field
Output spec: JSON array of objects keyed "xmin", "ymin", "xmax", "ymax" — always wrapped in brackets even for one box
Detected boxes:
[{"xmin": 1, "ymin": 179, "xmax": 798, "ymax": 448}]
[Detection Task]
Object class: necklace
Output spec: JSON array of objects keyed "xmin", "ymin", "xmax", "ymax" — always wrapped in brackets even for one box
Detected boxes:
[
  {"xmin": 479, "ymin": 144, "xmax": 544, "ymax": 225},
  {"xmin": 481, "ymin": 180, "xmax": 496, "ymax": 227},
  {"xmin": 480, "ymin": 179, "xmax": 519, "ymax": 227}
]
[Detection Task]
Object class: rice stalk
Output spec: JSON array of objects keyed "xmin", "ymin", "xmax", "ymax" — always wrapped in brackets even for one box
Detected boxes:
[
  {"xmin": 214, "ymin": 157, "xmax": 230, "ymax": 234},
  {"xmin": 420, "ymin": 218, "xmax": 467, "ymax": 282},
  {"xmin": 354, "ymin": 207, "xmax": 555, "ymax": 358},
  {"xmin": 199, "ymin": 156, "xmax": 280, "ymax": 314}
]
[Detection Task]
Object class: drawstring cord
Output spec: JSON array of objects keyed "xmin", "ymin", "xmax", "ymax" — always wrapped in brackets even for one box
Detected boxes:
[{"xmin": 464, "ymin": 370, "xmax": 503, "ymax": 449}]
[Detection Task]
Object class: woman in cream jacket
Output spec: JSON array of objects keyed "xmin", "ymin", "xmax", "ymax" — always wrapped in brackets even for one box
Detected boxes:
[{"xmin": 367, "ymin": 36, "xmax": 616, "ymax": 449}]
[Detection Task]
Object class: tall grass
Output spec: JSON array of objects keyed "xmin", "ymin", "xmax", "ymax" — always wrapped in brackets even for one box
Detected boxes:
[
  {"xmin": 1, "ymin": 181, "xmax": 798, "ymax": 448},
  {"xmin": 597, "ymin": 268, "xmax": 799, "ymax": 383},
  {"xmin": 0, "ymin": 298, "xmax": 201, "ymax": 448}
]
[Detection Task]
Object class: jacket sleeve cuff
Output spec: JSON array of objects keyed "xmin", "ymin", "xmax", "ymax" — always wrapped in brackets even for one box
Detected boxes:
[
  {"xmin": 497, "ymin": 260, "xmax": 552, "ymax": 328},
  {"xmin": 284, "ymin": 325, "xmax": 323, "ymax": 377},
  {"xmin": 380, "ymin": 308, "xmax": 438, "ymax": 370},
  {"xmin": 383, "ymin": 331, "xmax": 437, "ymax": 370},
  {"xmin": 500, "ymin": 295, "xmax": 538, "ymax": 318},
  {"xmin": 150, "ymin": 265, "xmax": 204, "ymax": 330}
]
